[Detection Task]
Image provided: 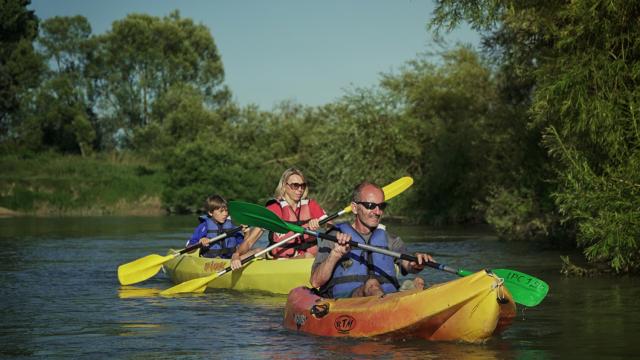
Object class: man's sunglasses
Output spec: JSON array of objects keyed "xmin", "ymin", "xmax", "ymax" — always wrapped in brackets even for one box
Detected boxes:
[
  {"xmin": 356, "ymin": 201, "xmax": 388, "ymax": 210},
  {"xmin": 287, "ymin": 182, "xmax": 307, "ymax": 190}
]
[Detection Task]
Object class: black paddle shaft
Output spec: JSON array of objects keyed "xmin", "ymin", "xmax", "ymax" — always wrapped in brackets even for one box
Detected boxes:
[
  {"xmin": 178, "ymin": 226, "xmax": 243, "ymax": 255},
  {"xmin": 306, "ymin": 229, "xmax": 462, "ymax": 274},
  {"xmin": 305, "ymin": 229, "xmax": 418, "ymax": 261}
]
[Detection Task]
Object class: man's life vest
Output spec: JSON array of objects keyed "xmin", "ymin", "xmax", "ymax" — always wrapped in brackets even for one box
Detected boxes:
[{"xmin": 318, "ymin": 222, "xmax": 399, "ymax": 298}]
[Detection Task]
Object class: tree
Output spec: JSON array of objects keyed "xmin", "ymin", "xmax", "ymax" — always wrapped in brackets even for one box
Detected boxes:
[
  {"xmin": 305, "ymin": 88, "xmax": 420, "ymax": 214},
  {"xmin": 431, "ymin": 0, "xmax": 640, "ymax": 272},
  {"xmin": 134, "ymin": 83, "xmax": 228, "ymax": 160},
  {"xmin": 163, "ymin": 136, "xmax": 266, "ymax": 213},
  {"xmin": 0, "ymin": 0, "xmax": 45, "ymax": 150},
  {"xmin": 29, "ymin": 15, "xmax": 96, "ymax": 155},
  {"xmin": 96, "ymin": 10, "xmax": 230, "ymax": 144},
  {"xmin": 380, "ymin": 48, "xmax": 503, "ymax": 223}
]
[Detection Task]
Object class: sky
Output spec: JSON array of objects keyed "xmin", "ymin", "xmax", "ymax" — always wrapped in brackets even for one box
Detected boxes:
[{"xmin": 29, "ymin": 0, "xmax": 480, "ymax": 110}]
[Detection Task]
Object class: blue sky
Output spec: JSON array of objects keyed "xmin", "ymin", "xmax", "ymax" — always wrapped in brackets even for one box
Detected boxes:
[{"xmin": 30, "ymin": 0, "xmax": 479, "ymax": 110}]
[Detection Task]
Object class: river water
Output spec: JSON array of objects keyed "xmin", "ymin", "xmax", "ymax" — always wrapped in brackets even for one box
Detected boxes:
[{"xmin": 1, "ymin": 216, "xmax": 638, "ymax": 359}]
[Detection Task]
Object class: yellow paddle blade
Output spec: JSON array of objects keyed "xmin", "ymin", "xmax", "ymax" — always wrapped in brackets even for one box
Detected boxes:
[
  {"xmin": 159, "ymin": 257, "xmax": 262, "ymax": 295},
  {"xmin": 340, "ymin": 176, "xmax": 414, "ymax": 214},
  {"xmin": 117, "ymin": 253, "xmax": 176, "ymax": 285},
  {"xmin": 160, "ymin": 273, "xmax": 217, "ymax": 295},
  {"xmin": 383, "ymin": 176, "xmax": 414, "ymax": 201}
]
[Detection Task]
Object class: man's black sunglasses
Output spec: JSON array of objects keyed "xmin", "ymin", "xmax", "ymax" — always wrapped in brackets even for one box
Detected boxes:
[{"xmin": 356, "ymin": 201, "xmax": 388, "ymax": 210}]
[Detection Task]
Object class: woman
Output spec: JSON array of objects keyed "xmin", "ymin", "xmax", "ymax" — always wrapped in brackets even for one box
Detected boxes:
[{"xmin": 231, "ymin": 168, "xmax": 327, "ymax": 268}]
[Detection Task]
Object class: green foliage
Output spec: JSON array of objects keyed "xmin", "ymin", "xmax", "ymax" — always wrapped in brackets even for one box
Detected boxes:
[
  {"xmin": 38, "ymin": 15, "xmax": 91, "ymax": 72},
  {"xmin": 545, "ymin": 127, "xmax": 640, "ymax": 273},
  {"xmin": 0, "ymin": 152, "xmax": 164, "ymax": 214},
  {"xmin": 0, "ymin": 0, "xmax": 45, "ymax": 148},
  {"xmin": 304, "ymin": 89, "xmax": 419, "ymax": 215},
  {"xmin": 10, "ymin": 5, "xmax": 638, "ymax": 276},
  {"xmin": 96, "ymin": 11, "xmax": 230, "ymax": 132},
  {"xmin": 481, "ymin": 187, "xmax": 548, "ymax": 242},
  {"xmin": 432, "ymin": 0, "xmax": 640, "ymax": 272},
  {"xmin": 163, "ymin": 136, "xmax": 267, "ymax": 214},
  {"xmin": 534, "ymin": 2, "xmax": 640, "ymax": 273},
  {"xmin": 133, "ymin": 83, "xmax": 227, "ymax": 159},
  {"xmin": 380, "ymin": 48, "xmax": 503, "ymax": 223}
]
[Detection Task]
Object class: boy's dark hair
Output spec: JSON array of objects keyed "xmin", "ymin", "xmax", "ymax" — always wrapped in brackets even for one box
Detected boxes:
[{"xmin": 204, "ymin": 195, "xmax": 227, "ymax": 212}]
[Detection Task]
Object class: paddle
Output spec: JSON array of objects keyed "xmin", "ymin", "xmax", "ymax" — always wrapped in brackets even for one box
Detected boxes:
[
  {"xmin": 229, "ymin": 201, "xmax": 550, "ymax": 307},
  {"xmin": 117, "ymin": 226, "xmax": 242, "ymax": 285},
  {"xmin": 159, "ymin": 177, "xmax": 414, "ymax": 295}
]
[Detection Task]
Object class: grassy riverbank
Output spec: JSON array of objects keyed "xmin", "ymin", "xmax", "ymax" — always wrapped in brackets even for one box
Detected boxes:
[{"xmin": 0, "ymin": 153, "xmax": 166, "ymax": 216}]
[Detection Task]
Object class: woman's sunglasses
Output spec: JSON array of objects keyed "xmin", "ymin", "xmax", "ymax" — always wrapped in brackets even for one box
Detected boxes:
[
  {"xmin": 287, "ymin": 182, "xmax": 307, "ymax": 191},
  {"xmin": 356, "ymin": 201, "xmax": 388, "ymax": 210}
]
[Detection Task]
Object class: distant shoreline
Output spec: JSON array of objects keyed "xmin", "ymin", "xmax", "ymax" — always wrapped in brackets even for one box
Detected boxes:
[{"xmin": 0, "ymin": 200, "xmax": 166, "ymax": 217}]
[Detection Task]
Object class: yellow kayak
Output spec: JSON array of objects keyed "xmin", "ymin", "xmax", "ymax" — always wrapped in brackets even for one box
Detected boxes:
[
  {"xmin": 162, "ymin": 251, "xmax": 313, "ymax": 294},
  {"xmin": 283, "ymin": 270, "xmax": 516, "ymax": 343}
]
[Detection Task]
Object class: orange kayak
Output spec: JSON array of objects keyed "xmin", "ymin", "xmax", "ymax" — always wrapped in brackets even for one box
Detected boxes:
[{"xmin": 283, "ymin": 270, "xmax": 516, "ymax": 343}]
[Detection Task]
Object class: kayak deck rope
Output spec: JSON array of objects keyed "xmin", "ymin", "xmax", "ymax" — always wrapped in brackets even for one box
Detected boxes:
[{"xmin": 489, "ymin": 272, "xmax": 508, "ymax": 304}]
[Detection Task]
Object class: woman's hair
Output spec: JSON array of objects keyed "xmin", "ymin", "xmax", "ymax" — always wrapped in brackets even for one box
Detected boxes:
[
  {"xmin": 274, "ymin": 167, "xmax": 309, "ymax": 199},
  {"xmin": 204, "ymin": 194, "xmax": 227, "ymax": 212}
]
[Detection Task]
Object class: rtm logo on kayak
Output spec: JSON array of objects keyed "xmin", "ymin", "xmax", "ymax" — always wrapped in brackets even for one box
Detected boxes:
[
  {"xmin": 334, "ymin": 315, "xmax": 356, "ymax": 334},
  {"xmin": 504, "ymin": 271, "xmax": 546, "ymax": 291},
  {"xmin": 203, "ymin": 261, "xmax": 226, "ymax": 272}
]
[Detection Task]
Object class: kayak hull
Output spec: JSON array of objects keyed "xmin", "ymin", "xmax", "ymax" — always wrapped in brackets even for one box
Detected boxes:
[
  {"xmin": 163, "ymin": 251, "xmax": 313, "ymax": 294},
  {"xmin": 283, "ymin": 270, "xmax": 516, "ymax": 343}
]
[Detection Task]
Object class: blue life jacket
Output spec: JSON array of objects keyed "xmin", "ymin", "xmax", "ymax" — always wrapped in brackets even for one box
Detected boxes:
[
  {"xmin": 199, "ymin": 215, "xmax": 243, "ymax": 259},
  {"xmin": 320, "ymin": 222, "xmax": 399, "ymax": 298}
]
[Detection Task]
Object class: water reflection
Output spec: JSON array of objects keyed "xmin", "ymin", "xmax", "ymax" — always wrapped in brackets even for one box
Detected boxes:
[
  {"xmin": 118, "ymin": 286, "xmax": 162, "ymax": 299},
  {"xmin": 1, "ymin": 217, "xmax": 638, "ymax": 359}
]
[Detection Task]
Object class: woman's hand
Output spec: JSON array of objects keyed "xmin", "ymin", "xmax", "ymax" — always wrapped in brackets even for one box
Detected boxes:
[{"xmin": 307, "ymin": 218, "xmax": 320, "ymax": 231}]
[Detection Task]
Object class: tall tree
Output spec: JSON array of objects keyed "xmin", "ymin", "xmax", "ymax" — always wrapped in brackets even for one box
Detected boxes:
[
  {"xmin": 32, "ymin": 15, "xmax": 96, "ymax": 155},
  {"xmin": 96, "ymin": 10, "xmax": 230, "ymax": 146},
  {"xmin": 381, "ymin": 48, "xmax": 504, "ymax": 223},
  {"xmin": 431, "ymin": 0, "xmax": 640, "ymax": 272},
  {"xmin": 0, "ymin": 0, "xmax": 45, "ymax": 150}
]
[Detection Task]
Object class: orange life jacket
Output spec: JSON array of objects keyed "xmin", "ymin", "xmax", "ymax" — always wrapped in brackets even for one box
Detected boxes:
[{"xmin": 268, "ymin": 199, "xmax": 319, "ymax": 258}]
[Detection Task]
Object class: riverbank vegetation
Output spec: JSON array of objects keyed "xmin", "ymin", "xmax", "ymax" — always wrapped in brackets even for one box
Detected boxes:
[
  {"xmin": 2, "ymin": 0, "xmax": 638, "ymax": 273},
  {"xmin": 0, "ymin": 152, "xmax": 164, "ymax": 215}
]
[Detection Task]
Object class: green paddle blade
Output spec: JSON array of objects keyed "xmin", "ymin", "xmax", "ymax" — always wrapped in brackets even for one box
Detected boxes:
[
  {"xmin": 118, "ymin": 253, "xmax": 175, "ymax": 285},
  {"xmin": 493, "ymin": 268, "xmax": 549, "ymax": 307},
  {"xmin": 229, "ymin": 201, "xmax": 304, "ymax": 235}
]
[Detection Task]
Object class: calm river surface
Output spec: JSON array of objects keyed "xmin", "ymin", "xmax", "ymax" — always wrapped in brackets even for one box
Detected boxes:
[{"xmin": 1, "ymin": 216, "xmax": 639, "ymax": 359}]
